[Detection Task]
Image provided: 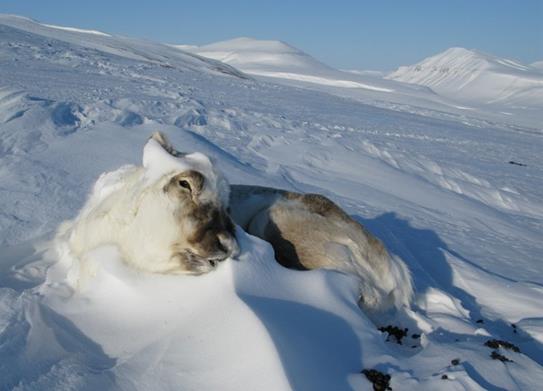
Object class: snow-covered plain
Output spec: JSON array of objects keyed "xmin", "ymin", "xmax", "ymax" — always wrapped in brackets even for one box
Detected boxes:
[{"xmin": 1, "ymin": 14, "xmax": 543, "ymax": 390}]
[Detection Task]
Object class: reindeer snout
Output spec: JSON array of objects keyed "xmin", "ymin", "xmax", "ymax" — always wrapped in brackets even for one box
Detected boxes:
[{"xmin": 217, "ymin": 231, "xmax": 239, "ymax": 258}]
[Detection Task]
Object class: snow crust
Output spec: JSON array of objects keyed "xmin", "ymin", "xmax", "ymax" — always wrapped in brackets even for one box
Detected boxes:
[{"xmin": 1, "ymin": 14, "xmax": 543, "ymax": 390}]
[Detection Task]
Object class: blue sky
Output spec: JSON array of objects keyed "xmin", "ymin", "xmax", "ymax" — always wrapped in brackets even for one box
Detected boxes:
[{"xmin": 1, "ymin": 0, "xmax": 542, "ymax": 70}]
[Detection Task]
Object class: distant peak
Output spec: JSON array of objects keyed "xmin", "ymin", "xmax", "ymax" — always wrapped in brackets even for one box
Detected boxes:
[
  {"xmin": 442, "ymin": 47, "xmax": 477, "ymax": 55},
  {"xmin": 181, "ymin": 36, "xmax": 334, "ymax": 75},
  {"xmin": 198, "ymin": 37, "xmax": 301, "ymax": 54},
  {"xmin": 396, "ymin": 47, "xmax": 500, "ymax": 71},
  {"xmin": 432, "ymin": 47, "xmax": 488, "ymax": 60}
]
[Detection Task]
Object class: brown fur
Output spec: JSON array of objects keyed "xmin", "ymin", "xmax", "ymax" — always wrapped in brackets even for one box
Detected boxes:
[{"xmin": 229, "ymin": 184, "xmax": 413, "ymax": 312}]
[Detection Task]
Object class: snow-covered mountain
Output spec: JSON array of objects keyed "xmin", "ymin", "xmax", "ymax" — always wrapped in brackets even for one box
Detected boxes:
[
  {"xmin": 174, "ymin": 37, "xmax": 335, "ymax": 75},
  {"xmin": 180, "ymin": 37, "xmax": 412, "ymax": 96},
  {"xmin": 532, "ymin": 60, "xmax": 543, "ymax": 71},
  {"xmin": 0, "ymin": 14, "xmax": 249, "ymax": 80},
  {"xmin": 182, "ymin": 39, "xmax": 543, "ymax": 130},
  {"xmin": 1, "ymin": 14, "xmax": 543, "ymax": 390},
  {"xmin": 387, "ymin": 47, "xmax": 543, "ymax": 107}
]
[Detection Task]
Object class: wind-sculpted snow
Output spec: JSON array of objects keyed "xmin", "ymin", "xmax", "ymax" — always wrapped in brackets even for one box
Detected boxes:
[
  {"xmin": 44, "ymin": 225, "xmax": 373, "ymax": 390},
  {"xmin": 1, "ymin": 14, "xmax": 543, "ymax": 390}
]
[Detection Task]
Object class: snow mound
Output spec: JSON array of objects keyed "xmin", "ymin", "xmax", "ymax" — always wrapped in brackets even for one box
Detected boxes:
[{"xmin": 5, "ymin": 200, "xmax": 376, "ymax": 390}]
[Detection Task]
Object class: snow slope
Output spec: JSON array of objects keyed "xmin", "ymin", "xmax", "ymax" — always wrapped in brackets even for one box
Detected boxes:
[{"xmin": 1, "ymin": 14, "xmax": 543, "ymax": 390}]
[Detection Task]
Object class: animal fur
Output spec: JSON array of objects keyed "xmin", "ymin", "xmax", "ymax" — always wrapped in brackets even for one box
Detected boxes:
[
  {"xmin": 229, "ymin": 185, "xmax": 413, "ymax": 313},
  {"xmin": 59, "ymin": 132, "xmax": 238, "ymax": 275}
]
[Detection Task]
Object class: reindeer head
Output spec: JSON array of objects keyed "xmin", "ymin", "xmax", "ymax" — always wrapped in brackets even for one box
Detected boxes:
[{"xmin": 145, "ymin": 132, "xmax": 238, "ymax": 274}]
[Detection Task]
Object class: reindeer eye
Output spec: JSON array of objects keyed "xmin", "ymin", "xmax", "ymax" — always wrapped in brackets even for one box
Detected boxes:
[{"xmin": 178, "ymin": 180, "xmax": 191, "ymax": 191}]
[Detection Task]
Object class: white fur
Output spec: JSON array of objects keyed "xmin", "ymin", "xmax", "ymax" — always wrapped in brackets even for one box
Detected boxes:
[
  {"xmin": 143, "ymin": 138, "xmax": 230, "ymax": 205},
  {"xmin": 59, "ymin": 136, "xmax": 231, "ymax": 274}
]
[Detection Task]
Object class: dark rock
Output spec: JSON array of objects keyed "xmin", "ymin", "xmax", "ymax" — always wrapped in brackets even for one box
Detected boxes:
[
  {"xmin": 484, "ymin": 339, "xmax": 520, "ymax": 353},
  {"xmin": 508, "ymin": 161, "xmax": 527, "ymax": 167},
  {"xmin": 378, "ymin": 325, "xmax": 408, "ymax": 344},
  {"xmin": 490, "ymin": 350, "xmax": 513, "ymax": 362},
  {"xmin": 362, "ymin": 369, "xmax": 392, "ymax": 391}
]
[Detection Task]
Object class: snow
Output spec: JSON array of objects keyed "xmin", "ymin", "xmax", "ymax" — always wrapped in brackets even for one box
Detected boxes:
[
  {"xmin": 387, "ymin": 47, "xmax": 543, "ymax": 112},
  {"xmin": 531, "ymin": 60, "xmax": 543, "ymax": 71},
  {"xmin": 183, "ymin": 39, "xmax": 543, "ymax": 131},
  {"xmin": 141, "ymin": 137, "xmax": 227, "ymax": 201},
  {"xmin": 244, "ymin": 71, "xmax": 395, "ymax": 92},
  {"xmin": 41, "ymin": 24, "xmax": 111, "ymax": 37},
  {"xmin": 39, "ymin": 227, "xmax": 372, "ymax": 390},
  {"xmin": 182, "ymin": 37, "xmax": 335, "ymax": 74},
  {"xmin": 1, "ymin": 14, "xmax": 543, "ymax": 390}
]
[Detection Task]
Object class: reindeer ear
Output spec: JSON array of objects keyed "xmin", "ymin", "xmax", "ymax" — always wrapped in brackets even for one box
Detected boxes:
[
  {"xmin": 149, "ymin": 132, "xmax": 184, "ymax": 157},
  {"xmin": 150, "ymin": 132, "xmax": 174, "ymax": 154}
]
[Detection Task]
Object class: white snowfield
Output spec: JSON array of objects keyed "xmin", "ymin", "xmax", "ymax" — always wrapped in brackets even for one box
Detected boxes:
[{"xmin": 1, "ymin": 14, "xmax": 543, "ymax": 390}]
